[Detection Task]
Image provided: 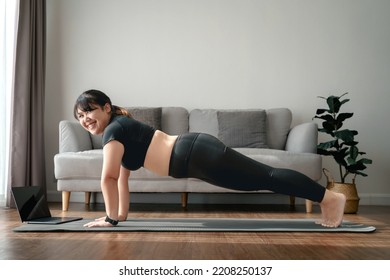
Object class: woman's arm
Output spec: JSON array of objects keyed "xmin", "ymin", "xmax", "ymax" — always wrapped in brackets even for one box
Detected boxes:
[
  {"xmin": 84, "ymin": 140, "xmax": 124, "ymax": 227},
  {"xmin": 118, "ymin": 166, "xmax": 130, "ymax": 221}
]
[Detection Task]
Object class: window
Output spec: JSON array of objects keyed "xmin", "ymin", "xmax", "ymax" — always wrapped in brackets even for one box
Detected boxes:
[{"xmin": 0, "ymin": 0, "xmax": 18, "ymax": 206}]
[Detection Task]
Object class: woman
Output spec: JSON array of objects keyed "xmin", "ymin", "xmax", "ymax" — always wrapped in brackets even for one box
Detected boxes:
[{"xmin": 74, "ymin": 89, "xmax": 346, "ymax": 228}]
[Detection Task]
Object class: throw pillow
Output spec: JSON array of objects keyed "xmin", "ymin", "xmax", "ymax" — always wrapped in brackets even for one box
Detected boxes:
[
  {"xmin": 189, "ymin": 109, "xmax": 219, "ymax": 137},
  {"xmin": 127, "ymin": 107, "xmax": 162, "ymax": 130},
  {"xmin": 217, "ymin": 109, "xmax": 268, "ymax": 148}
]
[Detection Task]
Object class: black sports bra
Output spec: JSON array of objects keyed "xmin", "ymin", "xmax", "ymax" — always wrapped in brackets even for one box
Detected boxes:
[{"xmin": 102, "ymin": 115, "xmax": 156, "ymax": 170}]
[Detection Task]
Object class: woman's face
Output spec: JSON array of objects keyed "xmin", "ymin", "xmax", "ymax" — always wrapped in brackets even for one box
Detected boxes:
[{"xmin": 76, "ymin": 103, "xmax": 111, "ymax": 135}]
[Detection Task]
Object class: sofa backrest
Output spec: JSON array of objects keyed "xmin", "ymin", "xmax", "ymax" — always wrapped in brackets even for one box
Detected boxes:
[
  {"xmin": 189, "ymin": 108, "xmax": 292, "ymax": 150},
  {"xmin": 69, "ymin": 107, "xmax": 291, "ymax": 151}
]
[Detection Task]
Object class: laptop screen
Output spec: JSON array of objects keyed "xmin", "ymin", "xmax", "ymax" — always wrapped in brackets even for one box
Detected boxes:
[{"xmin": 12, "ymin": 186, "xmax": 52, "ymax": 222}]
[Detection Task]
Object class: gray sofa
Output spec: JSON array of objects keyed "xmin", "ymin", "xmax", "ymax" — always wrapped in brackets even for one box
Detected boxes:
[{"xmin": 54, "ymin": 107, "xmax": 322, "ymax": 212}]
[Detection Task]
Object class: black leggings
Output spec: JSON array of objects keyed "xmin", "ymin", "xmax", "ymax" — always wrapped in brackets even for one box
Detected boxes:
[{"xmin": 169, "ymin": 133, "xmax": 325, "ymax": 202}]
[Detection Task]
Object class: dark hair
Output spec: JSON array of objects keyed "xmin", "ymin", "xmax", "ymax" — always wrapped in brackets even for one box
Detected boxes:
[{"xmin": 73, "ymin": 89, "xmax": 131, "ymax": 119}]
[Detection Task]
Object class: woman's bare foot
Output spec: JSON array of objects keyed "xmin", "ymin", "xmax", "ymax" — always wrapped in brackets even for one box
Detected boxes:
[
  {"xmin": 318, "ymin": 190, "xmax": 346, "ymax": 227},
  {"xmin": 118, "ymin": 214, "xmax": 128, "ymax": 222}
]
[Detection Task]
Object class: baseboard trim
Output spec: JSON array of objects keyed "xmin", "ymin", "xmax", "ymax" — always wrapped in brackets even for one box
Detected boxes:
[{"xmin": 358, "ymin": 193, "xmax": 390, "ymax": 205}]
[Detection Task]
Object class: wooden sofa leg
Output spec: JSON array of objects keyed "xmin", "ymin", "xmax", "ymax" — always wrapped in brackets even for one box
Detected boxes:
[
  {"xmin": 289, "ymin": 196, "xmax": 296, "ymax": 209},
  {"xmin": 85, "ymin": 192, "xmax": 91, "ymax": 205},
  {"xmin": 62, "ymin": 191, "xmax": 71, "ymax": 211},
  {"xmin": 181, "ymin": 192, "xmax": 188, "ymax": 208},
  {"xmin": 305, "ymin": 199, "xmax": 313, "ymax": 213}
]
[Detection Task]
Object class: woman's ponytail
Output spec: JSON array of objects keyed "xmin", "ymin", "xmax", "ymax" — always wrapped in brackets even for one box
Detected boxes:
[{"xmin": 112, "ymin": 105, "xmax": 132, "ymax": 118}]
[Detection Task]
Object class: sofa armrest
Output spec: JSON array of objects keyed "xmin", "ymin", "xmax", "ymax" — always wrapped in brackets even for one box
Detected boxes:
[
  {"xmin": 59, "ymin": 120, "xmax": 93, "ymax": 153},
  {"xmin": 285, "ymin": 122, "xmax": 318, "ymax": 153}
]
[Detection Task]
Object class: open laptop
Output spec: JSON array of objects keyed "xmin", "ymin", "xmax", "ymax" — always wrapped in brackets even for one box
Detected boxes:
[{"xmin": 12, "ymin": 186, "xmax": 82, "ymax": 224}]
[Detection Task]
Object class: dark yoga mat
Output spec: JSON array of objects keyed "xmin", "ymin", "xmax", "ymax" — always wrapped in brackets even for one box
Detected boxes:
[{"xmin": 13, "ymin": 218, "xmax": 376, "ymax": 233}]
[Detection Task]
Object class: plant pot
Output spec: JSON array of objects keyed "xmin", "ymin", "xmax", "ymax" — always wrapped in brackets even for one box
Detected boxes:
[{"xmin": 323, "ymin": 169, "xmax": 360, "ymax": 214}]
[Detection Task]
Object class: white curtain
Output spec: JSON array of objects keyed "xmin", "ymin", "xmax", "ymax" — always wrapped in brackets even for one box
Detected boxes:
[{"xmin": 0, "ymin": 0, "xmax": 19, "ymax": 206}]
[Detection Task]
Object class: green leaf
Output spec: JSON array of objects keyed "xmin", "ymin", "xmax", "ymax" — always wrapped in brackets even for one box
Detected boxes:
[
  {"xmin": 349, "ymin": 145, "xmax": 359, "ymax": 160},
  {"xmin": 336, "ymin": 112, "xmax": 353, "ymax": 123},
  {"xmin": 346, "ymin": 161, "xmax": 367, "ymax": 172},
  {"xmin": 317, "ymin": 149, "xmax": 332, "ymax": 156},
  {"xmin": 339, "ymin": 92, "xmax": 350, "ymax": 104},
  {"xmin": 318, "ymin": 140, "xmax": 337, "ymax": 150},
  {"xmin": 313, "ymin": 115, "xmax": 335, "ymax": 122},
  {"xmin": 323, "ymin": 122, "xmax": 336, "ymax": 133},
  {"xmin": 347, "ymin": 156, "xmax": 356, "ymax": 165},
  {"xmin": 334, "ymin": 129, "xmax": 357, "ymax": 142},
  {"xmin": 327, "ymin": 96, "xmax": 342, "ymax": 113},
  {"xmin": 334, "ymin": 150, "xmax": 348, "ymax": 165},
  {"xmin": 341, "ymin": 140, "xmax": 358, "ymax": 147},
  {"xmin": 355, "ymin": 171, "xmax": 368, "ymax": 177},
  {"xmin": 358, "ymin": 158, "xmax": 373, "ymax": 165},
  {"xmin": 315, "ymin": 109, "xmax": 330, "ymax": 115}
]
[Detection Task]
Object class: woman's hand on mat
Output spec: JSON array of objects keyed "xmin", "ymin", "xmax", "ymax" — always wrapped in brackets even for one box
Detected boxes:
[{"xmin": 95, "ymin": 215, "xmax": 127, "ymax": 222}]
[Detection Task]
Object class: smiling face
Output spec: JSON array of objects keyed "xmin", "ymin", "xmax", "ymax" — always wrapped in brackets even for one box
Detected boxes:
[
  {"xmin": 74, "ymin": 90, "xmax": 115, "ymax": 135},
  {"xmin": 76, "ymin": 103, "xmax": 112, "ymax": 135}
]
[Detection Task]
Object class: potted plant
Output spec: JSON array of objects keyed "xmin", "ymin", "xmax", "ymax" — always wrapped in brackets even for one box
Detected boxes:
[{"xmin": 313, "ymin": 92, "xmax": 372, "ymax": 213}]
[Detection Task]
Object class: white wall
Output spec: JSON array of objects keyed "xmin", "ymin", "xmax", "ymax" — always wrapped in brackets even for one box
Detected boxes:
[{"xmin": 45, "ymin": 0, "xmax": 390, "ymax": 205}]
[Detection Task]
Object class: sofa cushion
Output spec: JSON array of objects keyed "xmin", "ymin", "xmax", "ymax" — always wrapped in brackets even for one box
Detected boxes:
[
  {"xmin": 189, "ymin": 109, "xmax": 268, "ymax": 148},
  {"xmin": 127, "ymin": 107, "xmax": 162, "ymax": 130},
  {"xmin": 59, "ymin": 120, "xmax": 93, "ymax": 152},
  {"xmin": 217, "ymin": 110, "xmax": 268, "ymax": 148},
  {"xmin": 161, "ymin": 107, "xmax": 189, "ymax": 135},
  {"xmin": 266, "ymin": 108, "xmax": 292, "ymax": 150},
  {"xmin": 54, "ymin": 149, "xmax": 175, "ymax": 181},
  {"xmin": 189, "ymin": 109, "xmax": 218, "ymax": 137},
  {"xmin": 54, "ymin": 150, "xmax": 103, "ymax": 180}
]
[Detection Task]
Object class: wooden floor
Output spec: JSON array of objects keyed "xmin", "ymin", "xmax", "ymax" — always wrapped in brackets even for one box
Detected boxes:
[{"xmin": 1, "ymin": 202, "xmax": 389, "ymax": 260}]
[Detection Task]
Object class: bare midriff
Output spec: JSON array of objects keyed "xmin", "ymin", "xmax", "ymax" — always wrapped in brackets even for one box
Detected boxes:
[{"xmin": 144, "ymin": 130, "xmax": 178, "ymax": 176}]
